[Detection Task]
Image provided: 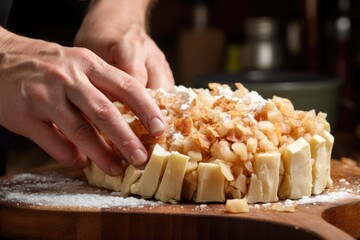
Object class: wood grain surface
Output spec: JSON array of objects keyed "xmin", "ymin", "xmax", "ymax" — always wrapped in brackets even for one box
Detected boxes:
[{"xmin": 0, "ymin": 160, "xmax": 359, "ymax": 240}]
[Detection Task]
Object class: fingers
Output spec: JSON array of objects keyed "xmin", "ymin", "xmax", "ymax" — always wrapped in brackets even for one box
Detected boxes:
[
  {"xmin": 112, "ymin": 42, "xmax": 174, "ymax": 90},
  {"xmin": 111, "ymin": 43, "xmax": 148, "ymax": 87},
  {"xmin": 50, "ymin": 103, "xmax": 126, "ymax": 176},
  {"xmin": 108, "ymin": 25, "xmax": 175, "ymax": 90},
  {"xmin": 145, "ymin": 50, "xmax": 175, "ymax": 90},
  {"xmin": 88, "ymin": 66, "xmax": 166, "ymax": 136},
  {"xmin": 66, "ymin": 75, "xmax": 163, "ymax": 169}
]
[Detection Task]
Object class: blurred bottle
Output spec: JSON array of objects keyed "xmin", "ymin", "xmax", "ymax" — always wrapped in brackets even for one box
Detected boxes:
[
  {"xmin": 242, "ymin": 17, "xmax": 284, "ymax": 71},
  {"xmin": 224, "ymin": 43, "xmax": 242, "ymax": 73},
  {"xmin": 286, "ymin": 21, "xmax": 302, "ymax": 70}
]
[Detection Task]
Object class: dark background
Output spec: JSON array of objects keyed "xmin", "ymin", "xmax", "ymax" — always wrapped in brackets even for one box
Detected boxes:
[{"xmin": 3, "ymin": 0, "xmax": 360, "ymax": 173}]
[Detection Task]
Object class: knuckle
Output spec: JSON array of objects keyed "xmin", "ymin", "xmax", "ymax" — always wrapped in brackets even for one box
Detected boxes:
[
  {"xmin": 70, "ymin": 47, "xmax": 99, "ymax": 72},
  {"xmin": 152, "ymin": 50, "xmax": 166, "ymax": 62},
  {"xmin": 116, "ymin": 76, "xmax": 139, "ymax": 95},
  {"xmin": 72, "ymin": 123, "xmax": 94, "ymax": 141},
  {"xmin": 21, "ymin": 79, "xmax": 50, "ymax": 103},
  {"xmin": 94, "ymin": 103, "xmax": 117, "ymax": 122},
  {"xmin": 71, "ymin": 47, "xmax": 93, "ymax": 59},
  {"xmin": 124, "ymin": 64, "xmax": 147, "ymax": 83},
  {"xmin": 119, "ymin": 137, "xmax": 137, "ymax": 149}
]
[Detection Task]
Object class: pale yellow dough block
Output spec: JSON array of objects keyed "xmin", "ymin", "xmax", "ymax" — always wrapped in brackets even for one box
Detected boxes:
[
  {"xmin": 322, "ymin": 130, "xmax": 334, "ymax": 188},
  {"xmin": 280, "ymin": 137, "xmax": 312, "ymax": 199},
  {"xmin": 120, "ymin": 165, "xmax": 143, "ymax": 196},
  {"xmin": 194, "ymin": 163, "xmax": 225, "ymax": 203},
  {"xmin": 131, "ymin": 144, "xmax": 169, "ymax": 198},
  {"xmin": 103, "ymin": 174, "xmax": 123, "ymax": 192},
  {"xmin": 253, "ymin": 152, "xmax": 281, "ymax": 202},
  {"xmin": 154, "ymin": 151, "xmax": 189, "ymax": 202},
  {"xmin": 225, "ymin": 198, "xmax": 249, "ymax": 213},
  {"xmin": 309, "ymin": 134, "xmax": 327, "ymax": 194},
  {"xmin": 83, "ymin": 161, "xmax": 105, "ymax": 188}
]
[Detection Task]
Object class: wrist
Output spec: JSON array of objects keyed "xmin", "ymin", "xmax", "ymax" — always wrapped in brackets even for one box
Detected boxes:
[
  {"xmin": 0, "ymin": 27, "xmax": 59, "ymax": 54},
  {"xmin": 87, "ymin": 0, "xmax": 151, "ymax": 32},
  {"xmin": 0, "ymin": 27, "xmax": 12, "ymax": 47}
]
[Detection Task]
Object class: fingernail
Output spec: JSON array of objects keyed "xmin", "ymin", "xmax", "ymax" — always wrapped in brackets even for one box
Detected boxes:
[
  {"xmin": 130, "ymin": 148, "xmax": 148, "ymax": 166},
  {"xmin": 110, "ymin": 162, "xmax": 123, "ymax": 176},
  {"xmin": 149, "ymin": 118, "xmax": 165, "ymax": 135}
]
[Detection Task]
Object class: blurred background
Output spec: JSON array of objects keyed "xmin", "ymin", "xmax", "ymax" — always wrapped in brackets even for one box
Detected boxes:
[{"xmin": 2, "ymin": 0, "xmax": 360, "ymax": 174}]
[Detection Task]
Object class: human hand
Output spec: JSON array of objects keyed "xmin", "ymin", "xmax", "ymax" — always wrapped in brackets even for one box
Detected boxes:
[
  {"xmin": 74, "ymin": 0, "xmax": 174, "ymax": 89},
  {"xmin": 0, "ymin": 29, "xmax": 166, "ymax": 175}
]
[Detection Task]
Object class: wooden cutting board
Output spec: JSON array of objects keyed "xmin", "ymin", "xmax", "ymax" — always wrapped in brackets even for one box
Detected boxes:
[{"xmin": 0, "ymin": 160, "xmax": 359, "ymax": 240}]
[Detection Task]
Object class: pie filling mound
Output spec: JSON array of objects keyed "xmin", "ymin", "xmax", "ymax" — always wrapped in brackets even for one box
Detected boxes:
[{"xmin": 84, "ymin": 83, "xmax": 334, "ymax": 204}]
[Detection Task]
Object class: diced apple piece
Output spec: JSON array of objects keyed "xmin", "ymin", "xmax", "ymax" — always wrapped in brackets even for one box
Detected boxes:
[
  {"xmin": 230, "ymin": 188, "xmax": 242, "ymax": 199},
  {"xmin": 120, "ymin": 165, "xmax": 143, "ymax": 196},
  {"xmin": 225, "ymin": 198, "xmax": 249, "ymax": 213},
  {"xmin": 322, "ymin": 131, "xmax": 334, "ymax": 188},
  {"xmin": 214, "ymin": 159, "xmax": 234, "ymax": 181},
  {"xmin": 271, "ymin": 201, "xmax": 297, "ymax": 212},
  {"xmin": 233, "ymin": 173, "xmax": 247, "ymax": 194},
  {"xmin": 280, "ymin": 137, "xmax": 312, "ymax": 199},
  {"xmin": 131, "ymin": 144, "xmax": 169, "ymax": 198},
  {"xmin": 187, "ymin": 150, "xmax": 202, "ymax": 162},
  {"xmin": 154, "ymin": 151, "xmax": 189, "ymax": 202},
  {"xmin": 83, "ymin": 161, "xmax": 106, "ymax": 188},
  {"xmin": 247, "ymin": 173, "xmax": 263, "ymax": 204},
  {"xmin": 186, "ymin": 161, "xmax": 198, "ymax": 173},
  {"xmin": 254, "ymin": 152, "xmax": 281, "ymax": 202},
  {"xmin": 194, "ymin": 163, "xmax": 225, "ymax": 203},
  {"xmin": 309, "ymin": 135, "xmax": 327, "ymax": 194}
]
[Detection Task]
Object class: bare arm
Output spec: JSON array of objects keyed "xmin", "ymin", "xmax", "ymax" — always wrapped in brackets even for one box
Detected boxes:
[{"xmin": 0, "ymin": 26, "xmax": 166, "ymax": 175}]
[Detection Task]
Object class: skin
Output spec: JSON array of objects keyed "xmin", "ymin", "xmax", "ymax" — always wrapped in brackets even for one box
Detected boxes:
[
  {"xmin": 74, "ymin": 0, "xmax": 174, "ymax": 89},
  {"xmin": 0, "ymin": 0, "xmax": 174, "ymax": 176}
]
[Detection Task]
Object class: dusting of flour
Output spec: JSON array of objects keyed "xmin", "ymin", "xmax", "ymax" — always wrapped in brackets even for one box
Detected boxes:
[
  {"xmin": 0, "ymin": 171, "xmax": 161, "ymax": 209},
  {"xmin": 3, "ymin": 192, "xmax": 156, "ymax": 208},
  {"xmin": 0, "ymin": 169, "xmax": 358, "ymax": 210},
  {"xmin": 252, "ymin": 177, "xmax": 360, "ymax": 210}
]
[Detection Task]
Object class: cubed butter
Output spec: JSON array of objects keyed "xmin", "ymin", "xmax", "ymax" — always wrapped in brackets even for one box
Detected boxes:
[
  {"xmin": 103, "ymin": 174, "xmax": 123, "ymax": 192},
  {"xmin": 247, "ymin": 173, "xmax": 263, "ymax": 204},
  {"xmin": 309, "ymin": 134, "xmax": 327, "ymax": 194},
  {"xmin": 120, "ymin": 165, "xmax": 143, "ymax": 196},
  {"xmin": 254, "ymin": 152, "xmax": 281, "ymax": 202},
  {"xmin": 280, "ymin": 137, "xmax": 312, "ymax": 199},
  {"xmin": 194, "ymin": 163, "xmax": 225, "ymax": 203},
  {"xmin": 131, "ymin": 144, "xmax": 169, "ymax": 198},
  {"xmin": 322, "ymin": 131, "xmax": 334, "ymax": 188},
  {"xmin": 83, "ymin": 161, "xmax": 106, "ymax": 188},
  {"xmin": 154, "ymin": 151, "xmax": 189, "ymax": 202}
]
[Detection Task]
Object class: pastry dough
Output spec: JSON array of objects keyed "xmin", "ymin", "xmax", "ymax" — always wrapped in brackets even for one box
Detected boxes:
[{"xmin": 84, "ymin": 83, "xmax": 333, "ymax": 203}]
